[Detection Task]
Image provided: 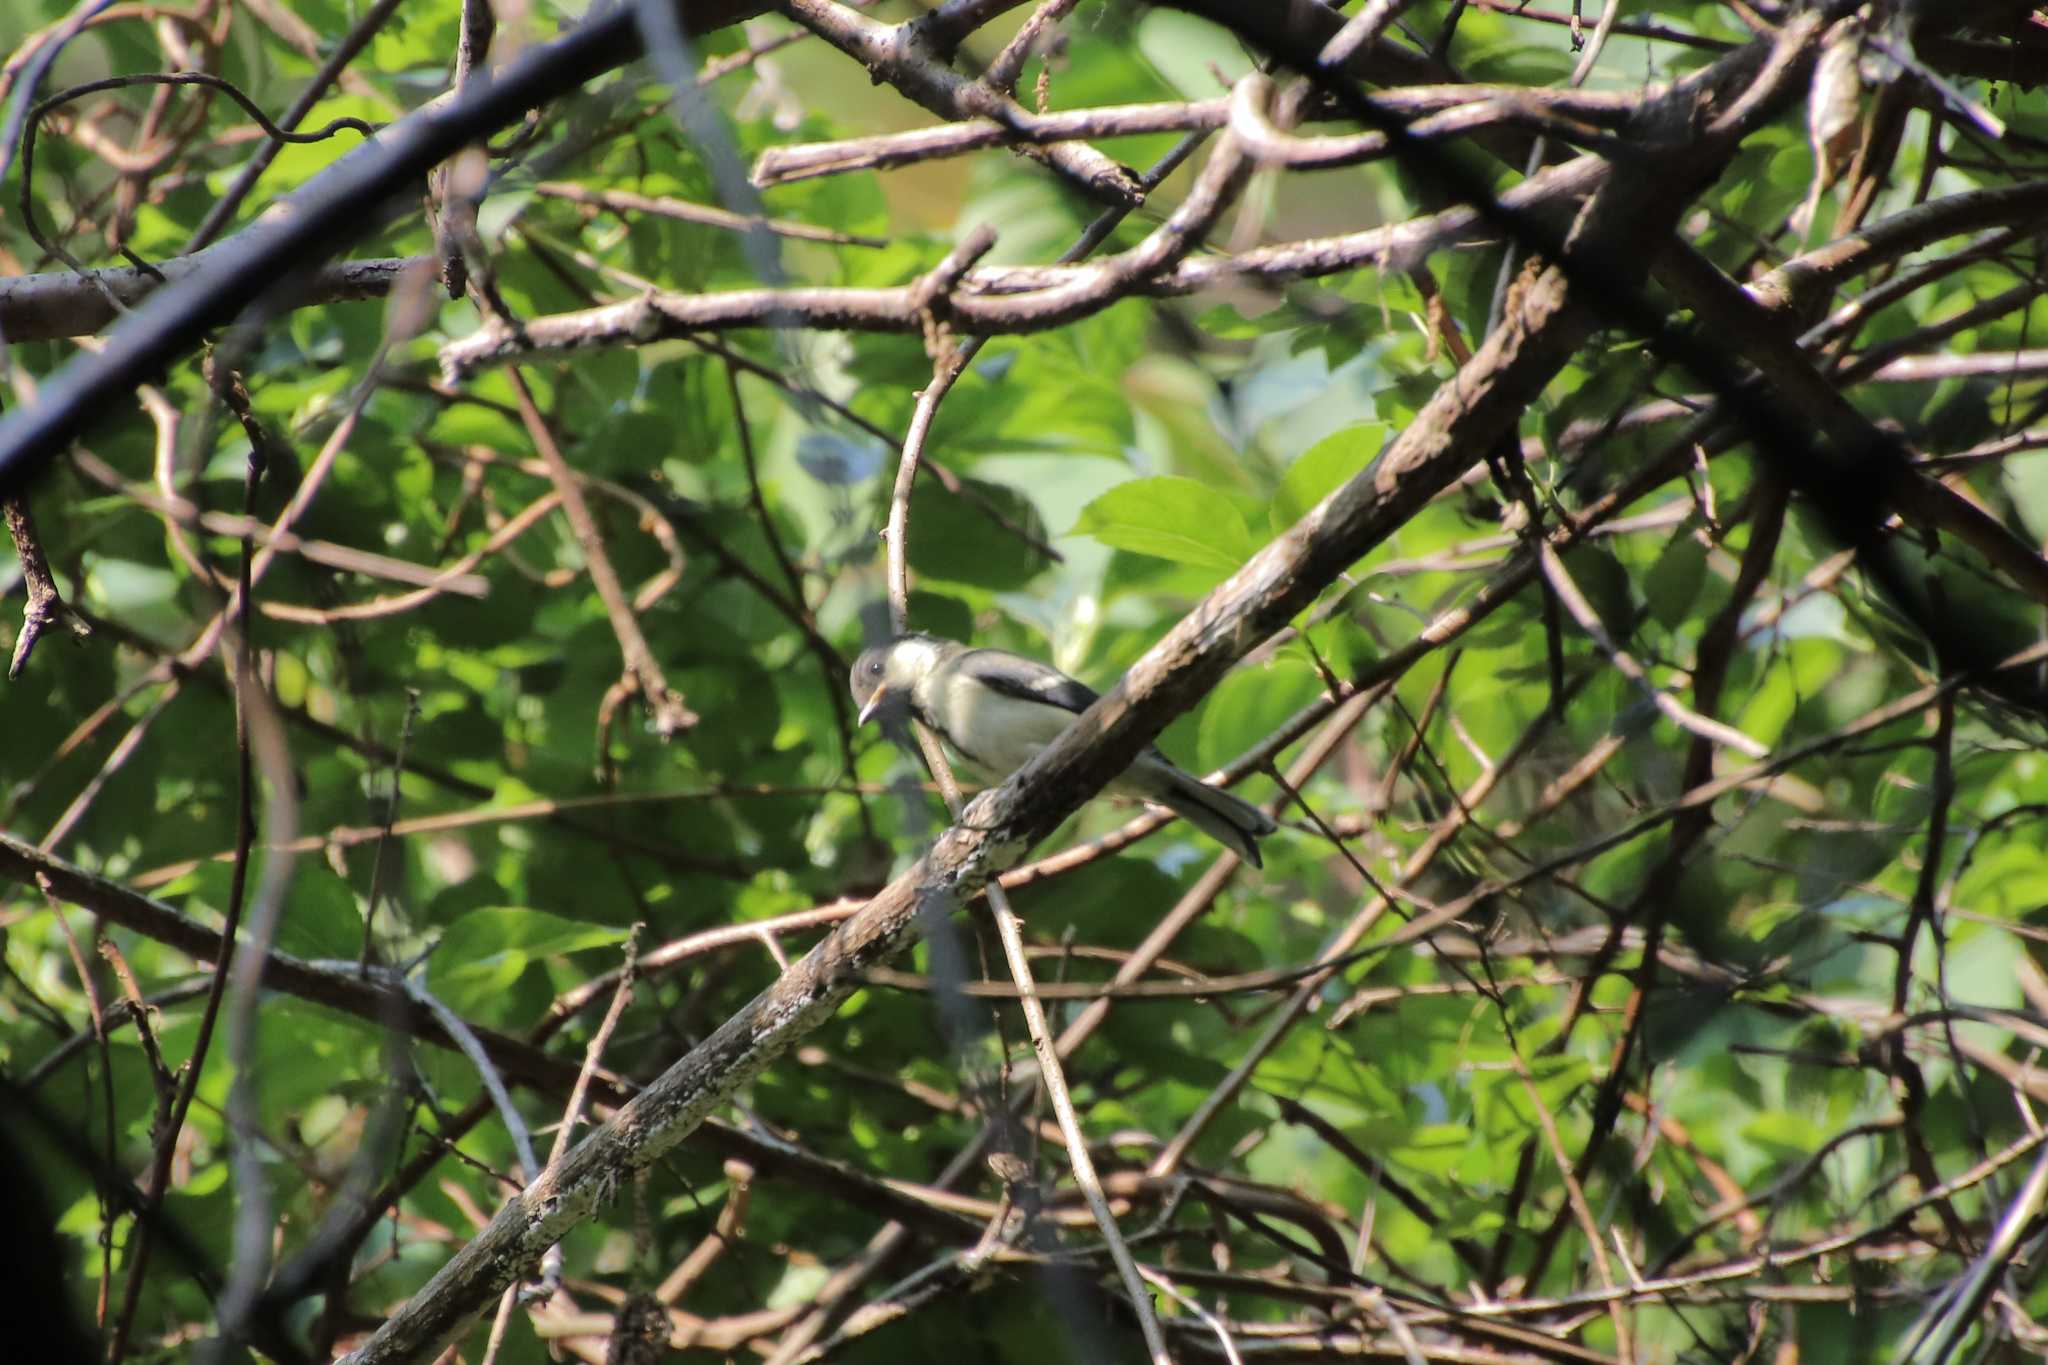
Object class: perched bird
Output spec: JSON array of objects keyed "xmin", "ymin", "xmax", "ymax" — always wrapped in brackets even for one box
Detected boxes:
[{"xmin": 850, "ymin": 633, "xmax": 1277, "ymax": 866}]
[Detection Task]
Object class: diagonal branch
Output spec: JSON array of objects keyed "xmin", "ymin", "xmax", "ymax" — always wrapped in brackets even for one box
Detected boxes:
[{"xmin": 506, "ymin": 369, "xmax": 698, "ymax": 737}]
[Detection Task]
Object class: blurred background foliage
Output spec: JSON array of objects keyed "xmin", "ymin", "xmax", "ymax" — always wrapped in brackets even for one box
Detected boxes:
[{"xmin": 4, "ymin": 0, "xmax": 2048, "ymax": 1361}]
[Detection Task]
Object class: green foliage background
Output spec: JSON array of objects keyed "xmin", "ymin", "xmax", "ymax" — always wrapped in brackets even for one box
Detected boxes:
[{"xmin": 3, "ymin": 1, "xmax": 2048, "ymax": 1362}]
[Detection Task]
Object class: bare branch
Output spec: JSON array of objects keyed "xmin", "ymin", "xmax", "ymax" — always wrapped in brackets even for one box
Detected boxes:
[
  {"xmin": 439, "ymin": 153, "xmax": 1611, "ymax": 376},
  {"xmin": 3, "ymin": 489, "xmax": 90, "ymax": 678}
]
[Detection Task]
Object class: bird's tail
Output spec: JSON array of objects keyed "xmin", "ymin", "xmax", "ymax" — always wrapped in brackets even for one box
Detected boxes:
[{"xmin": 1154, "ymin": 769, "xmax": 1277, "ymax": 868}]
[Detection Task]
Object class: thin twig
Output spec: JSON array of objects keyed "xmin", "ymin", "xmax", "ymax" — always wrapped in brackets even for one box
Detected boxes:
[
  {"xmin": 4, "ymin": 488, "xmax": 90, "ymax": 679},
  {"xmin": 506, "ymin": 367, "xmax": 698, "ymax": 738},
  {"xmin": 987, "ymin": 894, "xmax": 1171, "ymax": 1363}
]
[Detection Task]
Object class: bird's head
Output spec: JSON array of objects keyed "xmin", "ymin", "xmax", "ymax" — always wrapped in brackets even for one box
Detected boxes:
[{"xmin": 850, "ymin": 633, "xmax": 951, "ymax": 726}]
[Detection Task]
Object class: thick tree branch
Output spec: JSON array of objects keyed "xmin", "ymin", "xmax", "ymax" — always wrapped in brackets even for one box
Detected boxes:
[
  {"xmin": 1657, "ymin": 240, "xmax": 2048, "ymax": 611},
  {"xmin": 0, "ymin": 254, "xmax": 421, "ymax": 344}
]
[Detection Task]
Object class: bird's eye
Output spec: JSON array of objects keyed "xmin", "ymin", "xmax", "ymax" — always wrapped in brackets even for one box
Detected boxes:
[{"xmin": 864, "ymin": 659, "xmax": 882, "ymax": 677}]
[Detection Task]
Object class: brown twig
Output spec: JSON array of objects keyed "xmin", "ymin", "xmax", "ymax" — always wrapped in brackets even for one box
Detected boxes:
[
  {"xmin": 775, "ymin": 0, "xmax": 1142, "ymax": 206},
  {"xmin": 183, "ymin": 0, "xmax": 407, "ymax": 251},
  {"xmin": 505, "ymin": 367, "xmax": 698, "ymax": 738},
  {"xmin": 105, "ymin": 410, "xmax": 267, "ymax": 1365},
  {"xmin": 4, "ymin": 488, "xmax": 91, "ymax": 679},
  {"xmin": 534, "ymin": 180, "xmax": 887, "ymax": 246}
]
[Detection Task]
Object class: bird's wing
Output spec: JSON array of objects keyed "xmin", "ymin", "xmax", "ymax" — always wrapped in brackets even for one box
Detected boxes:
[
  {"xmin": 956, "ymin": 649, "xmax": 1175, "ymax": 761},
  {"xmin": 955, "ymin": 649, "xmax": 1100, "ymax": 715}
]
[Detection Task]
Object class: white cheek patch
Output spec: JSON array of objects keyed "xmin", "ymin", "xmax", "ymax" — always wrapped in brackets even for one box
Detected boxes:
[{"xmin": 890, "ymin": 638, "xmax": 943, "ymax": 681}]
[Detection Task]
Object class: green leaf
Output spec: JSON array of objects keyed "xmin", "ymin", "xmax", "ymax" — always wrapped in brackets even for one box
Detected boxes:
[
  {"xmin": 905, "ymin": 474, "xmax": 1053, "ymax": 589},
  {"xmin": 272, "ymin": 868, "xmax": 365, "ymax": 964},
  {"xmin": 427, "ymin": 908, "xmax": 627, "ymax": 1014},
  {"xmin": 1071, "ymin": 476, "xmax": 1253, "ymax": 572},
  {"xmin": 1555, "ymin": 542, "xmax": 1636, "ymax": 640},
  {"xmin": 2002, "ymin": 450, "xmax": 2048, "ymax": 544},
  {"xmin": 1379, "ymin": 1122, "xmax": 1475, "ymax": 1178},
  {"xmin": 1743, "ymin": 1111, "xmax": 1825, "ymax": 1158},
  {"xmin": 1135, "ymin": 8, "xmax": 1256, "ymax": 100},
  {"xmin": 1272, "ymin": 422, "xmax": 1389, "ymax": 535},
  {"xmin": 1196, "ymin": 658, "xmax": 1325, "ymax": 774},
  {"xmin": 1644, "ymin": 532, "xmax": 1708, "ymax": 629}
]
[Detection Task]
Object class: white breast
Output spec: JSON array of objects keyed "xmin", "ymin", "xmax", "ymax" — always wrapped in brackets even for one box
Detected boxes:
[{"xmin": 924, "ymin": 667, "xmax": 1076, "ymax": 780}]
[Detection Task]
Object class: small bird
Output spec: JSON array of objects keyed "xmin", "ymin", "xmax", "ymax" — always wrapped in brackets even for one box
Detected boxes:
[{"xmin": 850, "ymin": 633, "xmax": 1277, "ymax": 866}]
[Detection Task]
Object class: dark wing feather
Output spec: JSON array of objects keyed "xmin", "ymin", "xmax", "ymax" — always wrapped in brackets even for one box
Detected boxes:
[{"xmin": 956, "ymin": 649, "xmax": 1100, "ymax": 715}]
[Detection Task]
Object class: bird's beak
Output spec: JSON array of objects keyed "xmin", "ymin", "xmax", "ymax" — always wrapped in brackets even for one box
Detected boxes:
[{"xmin": 857, "ymin": 686, "xmax": 888, "ymax": 726}]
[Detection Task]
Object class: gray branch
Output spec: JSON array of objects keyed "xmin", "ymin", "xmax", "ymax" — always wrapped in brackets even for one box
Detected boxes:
[
  {"xmin": 0, "ymin": 254, "xmax": 420, "ymax": 344},
  {"xmin": 441, "ymin": 152, "xmax": 1611, "ymax": 377}
]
